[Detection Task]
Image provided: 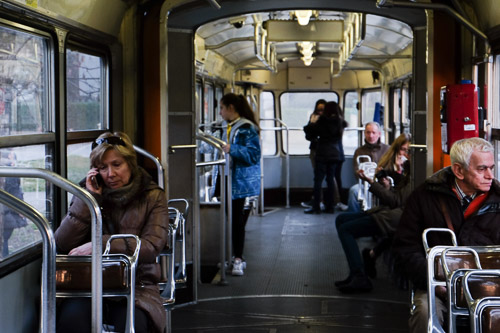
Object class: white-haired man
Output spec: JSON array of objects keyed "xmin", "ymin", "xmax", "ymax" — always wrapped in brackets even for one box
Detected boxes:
[
  {"xmin": 393, "ymin": 137, "xmax": 500, "ymax": 332},
  {"xmin": 344, "ymin": 122, "xmax": 389, "ymax": 211}
]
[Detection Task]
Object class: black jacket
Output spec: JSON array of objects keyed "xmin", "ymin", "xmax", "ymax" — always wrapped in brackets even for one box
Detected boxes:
[
  {"xmin": 303, "ymin": 115, "xmax": 344, "ymax": 161},
  {"xmin": 392, "ymin": 167, "xmax": 500, "ymax": 290}
]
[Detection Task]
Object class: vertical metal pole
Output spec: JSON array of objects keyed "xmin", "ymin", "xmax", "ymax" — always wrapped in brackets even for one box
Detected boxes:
[
  {"xmin": 218, "ymin": 163, "xmax": 227, "ymax": 285},
  {"xmin": 285, "ymin": 125, "xmax": 290, "ymax": 208},
  {"xmin": 226, "ymin": 154, "xmax": 232, "ymax": 270},
  {"xmin": 260, "ymin": 136, "xmax": 265, "ymax": 215}
]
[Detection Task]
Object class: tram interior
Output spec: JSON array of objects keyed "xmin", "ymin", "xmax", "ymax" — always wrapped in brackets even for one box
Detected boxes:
[{"xmin": 1, "ymin": 0, "xmax": 500, "ymax": 332}]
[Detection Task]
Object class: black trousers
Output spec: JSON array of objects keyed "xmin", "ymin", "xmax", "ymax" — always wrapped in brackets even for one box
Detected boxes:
[
  {"xmin": 232, "ymin": 197, "xmax": 250, "ymax": 259},
  {"xmin": 56, "ymin": 298, "xmax": 149, "ymax": 333}
]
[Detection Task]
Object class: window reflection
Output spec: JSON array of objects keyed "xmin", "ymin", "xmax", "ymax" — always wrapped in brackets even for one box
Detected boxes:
[
  {"xmin": 66, "ymin": 48, "xmax": 105, "ymax": 131},
  {"xmin": 0, "ymin": 25, "xmax": 50, "ymax": 135},
  {"xmin": 0, "ymin": 145, "xmax": 52, "ymax": 260}
]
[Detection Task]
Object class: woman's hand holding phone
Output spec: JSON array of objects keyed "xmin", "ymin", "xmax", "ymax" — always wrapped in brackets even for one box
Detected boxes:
[{"xmin": 86, "ymin": 168, "xmax": 103, "ymax": 194}]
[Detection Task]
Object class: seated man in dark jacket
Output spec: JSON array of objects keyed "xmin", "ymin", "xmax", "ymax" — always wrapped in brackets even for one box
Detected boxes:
[{"xmin": 392, "ymin": 137, "xmax": 500, "ymax": 333}]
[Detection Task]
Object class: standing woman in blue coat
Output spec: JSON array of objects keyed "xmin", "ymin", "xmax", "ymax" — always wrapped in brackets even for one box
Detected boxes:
[{"xmin": 219, "ymin": 93, "xmax": 261, "ymax": 276}]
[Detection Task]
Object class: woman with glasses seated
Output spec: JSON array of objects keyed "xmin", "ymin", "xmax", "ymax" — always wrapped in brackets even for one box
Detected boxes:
[
  {"xmin": 55, "ymin": 132, "xmax": 169, "ymax": 333},
  {"xmin": 374, "ymin": 133, "xmax": 411, "ymax": 187},
  {"xmin": 334, "ymin": 133, "xmax": 411, "ymax": 293}
]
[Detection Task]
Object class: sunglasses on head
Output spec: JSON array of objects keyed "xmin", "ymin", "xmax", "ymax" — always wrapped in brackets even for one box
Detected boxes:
[{"xmin": 91, "ymin": 136, "xmax": 126, "ymax": 150}]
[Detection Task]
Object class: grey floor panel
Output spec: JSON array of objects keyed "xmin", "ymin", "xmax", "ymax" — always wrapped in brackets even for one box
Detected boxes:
[{"xmin": 172, "ymin": 207, "xmax": 410, "ymax": 332}]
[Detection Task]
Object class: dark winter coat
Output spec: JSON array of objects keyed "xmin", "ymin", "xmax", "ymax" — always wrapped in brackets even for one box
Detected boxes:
[
  {"xmin": 55, "ymin": 168, "xmax": 170, "ymax": 333},
  {"xmin": 392, "ymin": 166, "xmax": 500, "ymax": 290},
  {"xmin": 303, "ymin": 115, "xmax": 344, "ymax": 162},
  {"xmin": 3, "ymin": 177, "xmax": 27, "ymax": 229}
]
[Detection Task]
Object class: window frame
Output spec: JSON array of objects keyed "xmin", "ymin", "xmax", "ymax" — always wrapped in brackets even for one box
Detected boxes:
[
  {"xmin": 278, "ymin": 90, "xmax": 339, "ymax": 156},
  {"xmin": 259, "ymin": 90, "xmax": 277, "ymax": 156},
  {"xmin": 65, "ymin": 43, "xmax": 109, "ymax": 134},
  {"xmin": 0, "ymin": 19, "xmax": 57, "ymax": 273}
]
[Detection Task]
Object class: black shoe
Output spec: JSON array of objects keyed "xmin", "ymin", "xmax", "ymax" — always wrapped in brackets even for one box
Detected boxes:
[
  {"xmin": 362, "ymin": 248, "xmax": 377, "ymax": 279},
  {"xmin": 322, "ymin": 207, "xmax": 334, "ymax": 214},
  {"xmin": 334, "ymin": 275, "xmax": 352, "ymax": 287},
  {"xmin": 304, "ymin": 207, "xmax": 321, "ymax": 214},
  {"xmin": 338, "ymin": 273, "xmax": 373, "ymax": 293}
]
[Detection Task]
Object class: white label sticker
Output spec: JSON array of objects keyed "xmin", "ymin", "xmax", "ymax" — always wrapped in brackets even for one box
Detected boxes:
[{"xmin": 464, "ymin": 124, "xmax": 476, "ymax": 131}]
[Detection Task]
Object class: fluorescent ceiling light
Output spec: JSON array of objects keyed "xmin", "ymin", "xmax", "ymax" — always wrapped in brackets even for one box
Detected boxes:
[{"xmin": 295, "ymin": 10, "xmax": 312, "ymax": 26}]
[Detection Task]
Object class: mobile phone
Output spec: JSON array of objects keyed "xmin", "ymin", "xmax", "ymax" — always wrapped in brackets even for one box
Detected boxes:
[{"xmin": 91, "ymin": 174, "xmax": 103, "ymax": 189}]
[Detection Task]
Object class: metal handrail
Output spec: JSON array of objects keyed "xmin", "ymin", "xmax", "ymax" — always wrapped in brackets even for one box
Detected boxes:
[
  {"xmin": 0, "ymin": 167, "xmax": 103, "ymax": 333},
  {"xmin": 133, "ymin": 145, "xmax": 164, "ymax": 189},
  {"xmin": 168, "ymin": 199, "xmax": 189, "ymax": 284},
  {"xmin": 260, "ymin": 118, "xmax": 290, "ymax": 210},
  {"xmin": 196, "ymin": 131, "xmax": 230, "ymax": 285},
  {"xmin": 0, "ymin": 189, "xmax": 56, "ymax": 332}
]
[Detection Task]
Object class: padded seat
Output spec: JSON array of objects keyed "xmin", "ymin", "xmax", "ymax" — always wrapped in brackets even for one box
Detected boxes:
[
  {"xmin": 55, "ymin": 234, "xmax": 141, "ymax": 333},
  {"xmin": 56, "ymin": 257, "xmax": 129, "ymax": 292},
  {"xmin": 482, "ymin": 307, "xmax": 500, "ymax": 333}
]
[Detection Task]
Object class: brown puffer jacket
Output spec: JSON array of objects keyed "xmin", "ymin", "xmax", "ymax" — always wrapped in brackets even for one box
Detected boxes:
[
  {"xmin": 55, "ymin": 168, "xmax": 169, "ymax": 333},
  {"xmin": 392, "ymin": 167, "xmax": 500, "ymax": 290},
  {"xmin": 367, "ymin": 177, "xmax": 412, "ymax": 236}
]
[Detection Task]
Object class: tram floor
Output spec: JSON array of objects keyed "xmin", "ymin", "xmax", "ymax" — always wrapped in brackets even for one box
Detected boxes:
[{"xmin": 171, "ymin": 206, "xmax": 410, "ymax": 332}]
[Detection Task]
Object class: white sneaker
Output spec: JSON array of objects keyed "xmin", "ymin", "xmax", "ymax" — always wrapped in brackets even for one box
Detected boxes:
[
  {"xmin": 301, "ymin": 200, "xmax": 313, "ymax": 208},
  {"xmin": 336, "ymin": 202, "xmax": 349, "ymax": 211},
  {"xmin": 231, "ymin": 256, "xmax": 246, "ymax": 269},
  {"xmin": 232, "ymin": 258, "xmax": 244, "ymax": 276}
]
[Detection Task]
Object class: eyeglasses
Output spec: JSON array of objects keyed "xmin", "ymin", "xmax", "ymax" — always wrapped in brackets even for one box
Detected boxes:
[{"xmin": 91, "ymin": 136, "xmax": 126, "ymax": 150}]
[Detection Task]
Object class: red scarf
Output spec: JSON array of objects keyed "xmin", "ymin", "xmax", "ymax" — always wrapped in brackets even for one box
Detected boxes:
[{"xmin": 452, "ymin": 188, "xmax": 489, "ymax": 219}]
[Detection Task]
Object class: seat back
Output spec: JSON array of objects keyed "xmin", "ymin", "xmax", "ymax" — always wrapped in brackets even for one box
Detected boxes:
[
  {"xmin": 56, "ymin": 234, "xmax": 141, "ymax": 333},
  {"xmin": 439, "ymin": 247, "xmax": 500, "ymax": 332},
  {"xmin": 463, "ymin": 269, "xmax": 500, "ymax": 333},
  {"xmin": 422, "ymin": 228, "xmax": 457, "ymax": 333},
  {"xmin": 356, "ymin": 155, "xmax": 377, "ymax": 211}
]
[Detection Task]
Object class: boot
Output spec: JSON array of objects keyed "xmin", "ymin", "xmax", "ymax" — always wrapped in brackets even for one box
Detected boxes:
[
  {"xmin": 362, "ymin": 248, "xmax": 377, "ymax": 279},
  {"xmin": 334, "ymin": 274, "xmax": 352, "ymax": 287},
  {"xmin": 338, "ymin": 272, "xmax": 373, "ymax": 293}
]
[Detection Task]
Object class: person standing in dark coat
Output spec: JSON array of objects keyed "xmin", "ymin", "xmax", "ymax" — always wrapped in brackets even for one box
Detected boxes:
[
  {"xmin": 301, "ymin": 99, "xmax": 326, "ymax": 208},
  {"xmin": 392, "ymin": 137, "xmax": 500, "ymax": 333},
  {"xmin": 303, "ymin": 101, "xmax": 346, "ymax": 214},
  {"xmin": 2, "ymin": 151, "xmax": 27, "ymax": 257}
]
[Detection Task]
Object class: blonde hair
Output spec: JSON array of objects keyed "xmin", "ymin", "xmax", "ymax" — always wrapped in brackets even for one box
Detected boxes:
[
  {"xmin": 90, "ymin": 132, "xmax": 138, "ymax": 171},
  {"xmin": 377, "ymin": 133, "xmax": 411, "ymax": 171}
]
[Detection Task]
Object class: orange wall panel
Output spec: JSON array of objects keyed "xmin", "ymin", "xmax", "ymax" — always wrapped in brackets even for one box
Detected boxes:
[{"xmin": 432, "ymin": 12, "xmax": 457, "ymax": 172}]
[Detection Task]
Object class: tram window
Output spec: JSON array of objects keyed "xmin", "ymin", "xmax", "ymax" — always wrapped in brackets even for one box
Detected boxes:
[
  {"xmin": 66, "ymin": 48, "xmax": 106, "ymax": 131},
  {"xmin": 0, "ymin": 145, "xmax": 52, "ymax": 260},
  {"xmin": 215, "ymin": 86, "xmax": 223, "ymax": 122},
  {"xmin": 196, "ymin": 81, "xmax": 202, "ymax": 123},
  {"xmin": 392, "ymin": 88, "xmax": 402, "ymax": 137},
  {"xmin": 0, "ymin": 26, "xmax": 51, "ymax": 135},
  {"xmin": 280, "ymin": 92, "xmax": 339, "ymax": 155},
  {"xmin": 343, "ymin": 91, "xmax": 359, "ymax": 156},
  {"xmin": 401, "ymin": 85, "xmax": 410, "ymax": 132},
  {"xmin": 361, "ymin": 90, "xmax": 382, "ymax": 125},
  {"xmin": 203, "ymin": 84, "xmax": 214, "ymax": 124},
  {"xmin": 67, "ymin": 142, "xmax": 92, "ymax": 185},
  {"xmin": 260, "ymin": 91, "xmax": 276, "ymax": 155}
]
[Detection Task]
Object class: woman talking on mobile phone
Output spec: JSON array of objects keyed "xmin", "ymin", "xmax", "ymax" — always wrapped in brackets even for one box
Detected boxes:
[{"xmin": 55, "ymin": 131, "xmax": 169, "ymax": 333}]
